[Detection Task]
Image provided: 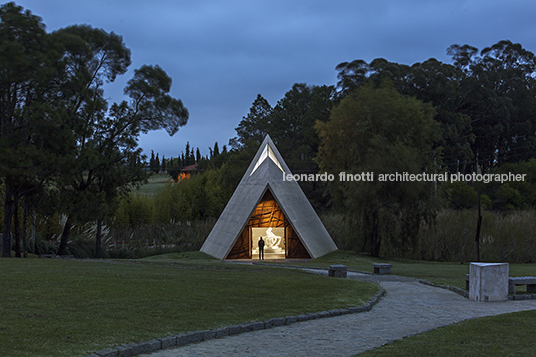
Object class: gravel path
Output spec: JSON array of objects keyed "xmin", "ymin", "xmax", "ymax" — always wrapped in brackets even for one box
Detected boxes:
[{"xmin": 138, "ymin": 270, "xmax": 536, "ymax": 357}]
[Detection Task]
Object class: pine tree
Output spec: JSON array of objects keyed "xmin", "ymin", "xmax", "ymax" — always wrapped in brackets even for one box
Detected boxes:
[
  {"xmin": 150, "ymin": 150, "xmax": 156, "ymax": 172},
  {"xmin": 155, "ymin": 153, "xmax": 160, "ymax": 173}
]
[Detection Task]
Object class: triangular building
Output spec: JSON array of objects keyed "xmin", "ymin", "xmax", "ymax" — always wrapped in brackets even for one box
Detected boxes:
[{"xmin": 200, "ymin": 135, "xmax": 337, "ymax": 260}]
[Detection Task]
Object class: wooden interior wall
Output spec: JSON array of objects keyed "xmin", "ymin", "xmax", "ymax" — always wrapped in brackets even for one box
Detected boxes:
[
  {"xmin": 286, "ymin": 225, "xmax": 311, "ymax": 259},
  {"xmin": 226, "ymin": 189, "xmax": 310, "ymax": 259}
]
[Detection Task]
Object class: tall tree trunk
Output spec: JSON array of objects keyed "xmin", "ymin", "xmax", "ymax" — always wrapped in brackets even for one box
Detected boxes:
[
  {"xmin": 365, "ymin": 208, "xmax": 381, "ymax": 257},
  {"xmin": 14, "ymin": 198, "xmax": 21, "ymax": 258},
  {"xmin": 2, "ymin": 185, "xmax": 15, "ymax": 258},
  {"xmin": 22, "ymin": 200, "xmax": 28, "ymax": 258},
  {"xmin": 57, "ymin": 217, "xmax": 72, "ymax": 256},
  {"xmin": 475, "ymin": 191, "xmax": 482, "ymax": 262},
  {"xmin": 95, "ymin": 219, "xmax": 102, "ymax": 259},
  {"xmin": 370, "ymin": 209, "xmax": 381, "ymax": 257},
  {"xmin": 32, "ymin": 209, "xmax": 37, "ymax": 254}
]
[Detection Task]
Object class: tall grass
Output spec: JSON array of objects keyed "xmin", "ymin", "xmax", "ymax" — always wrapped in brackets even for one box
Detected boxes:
[
  {"xmin": 418, "ymin": 209, "xmax": 536, "ymax": 263},
  {"xmin": 322, "ymin": 209, "xmax": 536, "ymax": 263},
  {"xmin": 108, "ymin": 218, "xmax": 216, "ymax": 259}
]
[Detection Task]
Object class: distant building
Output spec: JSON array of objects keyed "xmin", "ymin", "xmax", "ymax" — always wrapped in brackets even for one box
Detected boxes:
[{"xmin": 177, "ymin": 164, "xmax": 198, "ymax": 181}]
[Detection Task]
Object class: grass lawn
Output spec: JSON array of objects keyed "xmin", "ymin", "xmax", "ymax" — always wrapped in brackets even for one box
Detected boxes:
[
  {"xmin": 277, "ymin": 250, "xmax": 536, "ymax": 290},
  {"xmin": 269, "ymin": 251, "xmax": 535, "ymax": 356},
  {"xmin": 357, "ymin": 309, "xmax": 536, "ymax": 356},
  {"xmin": 133, "ymin": 173, "xmax": 173, "ymax": 196},
  {"xmin": 0, "ymin": 252, "xmax": 378, "ymax": 357}
]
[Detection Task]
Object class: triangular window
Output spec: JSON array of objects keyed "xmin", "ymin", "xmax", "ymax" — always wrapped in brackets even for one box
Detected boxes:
[{"xmin": 250, "ymin": 144, "xmax": 283, "ymax": 175}]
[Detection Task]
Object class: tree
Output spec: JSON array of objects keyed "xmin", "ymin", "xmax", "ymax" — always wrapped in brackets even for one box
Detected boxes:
[
  {"xmin": 184, "ymin": 141, "xmax": 191, "ymax": 166},
  {"xmin": 90, "ymin": 102, "xmax": 150, "ymax": 258},
  {"xmin": 50, "ymin": 24, "xmax": 132, "ymax": 256},
  {"xmin": 316, "ymin": 81, "xmax": 439, "ymax": 257},
  {"xmin": 150, "ymin": 150, "xmax": 156, "ymax": 172},
  {"xmin": 229, "ymin": 94, "xmax": 272, "ymax": 149},
  {"xmin": 335, "ymin": 41, "xmax": 536, "ymax": 175},
  {"xmin": 446, "ymin": 41, "xmax": 536, "ymax": 172},
  {"xmin": 0, "ymin": 3, "xmax": 69, "ymax": 257},
  {"xmin": 47, "ymin": 24, "xmax": 188, "ymax": 256},
  {"xmin": 123, "ymin": 64, "xmax": 188, "ymax": 136}
]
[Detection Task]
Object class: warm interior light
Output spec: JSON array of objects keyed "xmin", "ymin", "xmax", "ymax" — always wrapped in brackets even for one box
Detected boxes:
[
  {"xmin": 226, "ymin": 189, "xmax": 310, "ymax": 260},
  {"xmin": 252, "ymin": 227, "xmax": 285, "ymax": 259}
]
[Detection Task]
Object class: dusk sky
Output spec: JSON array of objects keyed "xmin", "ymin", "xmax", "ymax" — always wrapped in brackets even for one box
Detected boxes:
[{"xmin": 11, "ymin": 0, "xmax": 536, "ymax": 159}]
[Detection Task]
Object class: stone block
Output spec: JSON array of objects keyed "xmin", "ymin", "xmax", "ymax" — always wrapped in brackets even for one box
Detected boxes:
[
  {"xmin": 270, "ymin": 317, "xmax": 286, "ymax": 327},
  {"xmin": 228, "ymin": 324, "xmax": 242, "ymax": 335},
  {"xmin": 373, "ymin": 263, "xmax": 393, "ymax": 275},
  {"xmin": 176, "ymin": 331, "xmax": 204, "ymax": 346},
  {"xmin": 318, "ymin": 311, "xmax": 331, "ymax": 318},
  {"xmin": 202, "ymin": 329, "xmax": 216, "ymax": 340},
  {"xmin": 129, "ymin": 340, "xmax": 161, "ymax": 355},
  {"xmin": 328, "ymin": 309, "xmax": 342, "ymax": 316},
  {"xmin": 306, "ymin": 313, "xmax": 320, "ymax": 320},
  {"xmin": 249, "ymin": 321, "xmax": 265, "ymax": 331},
  {"xmin": 213, "ymin": 327, "xmax": 229, "ymax": 338},
  {"xmin": 285, "ymin": 316, "xmax": 297, "ymax": 324},
  {"xmin": 328, "ymin": 265, "xmax": 347, "ymax": 278},
  {"xmin": 297, "ymin": 314, "xmax": 310, "ymax": 322},
  {"xmin": 117, "ymin": 343, "xmax": 136, "ymax": 357},
  {"xmin": 469, "ymin": 262, "xmax": 509, "ymax": 302},
  {"xmin": 239, "ymin": 323, "xmax": 253, "ymax": 333},
  {"xmin": 157, "ymin": 335, "xmax": 177, "ymax": 349},
  {"xmin": 264, "ymin": 319, "xmax": 275, "ymax": 328}
]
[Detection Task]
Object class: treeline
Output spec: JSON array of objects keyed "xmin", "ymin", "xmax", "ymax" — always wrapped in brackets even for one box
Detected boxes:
[
  {"xmin": 115, "ymin": 38, "xmax": 536, "ymax": 261},
  {"xmin": 3, "ymin": 2, "xmax": 536, "ymax": 261},
  {"xmin": 190, "ymin": 39, "xmax": 536, "ymax": 260},
  {"xmin": 0, "ymin": 3, "xmax": 188, "ymax": 257},
  {"xmin": 149, "ymin": 141, "xmax": 229, "ymax": 179}
]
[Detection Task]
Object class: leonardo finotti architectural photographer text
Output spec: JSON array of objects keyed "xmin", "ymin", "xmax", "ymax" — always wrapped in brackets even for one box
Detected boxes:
[{"xmin": 282, "ymin": 172, "xmax": 527, "ymax": 184}]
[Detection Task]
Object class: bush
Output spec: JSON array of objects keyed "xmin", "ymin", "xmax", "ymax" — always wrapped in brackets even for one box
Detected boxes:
[
  {"xmin": 418, "ymin": 209, "xmax": 536, "ymax": 263},
  {"xmin": 108, "ymin": 218, "xmax": 216, "ymax": 259}
]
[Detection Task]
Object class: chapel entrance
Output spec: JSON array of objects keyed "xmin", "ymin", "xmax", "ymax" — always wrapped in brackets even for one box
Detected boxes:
[{"xmin": 226, "ymin": 189, "xmax": 311, "ymax": 260}]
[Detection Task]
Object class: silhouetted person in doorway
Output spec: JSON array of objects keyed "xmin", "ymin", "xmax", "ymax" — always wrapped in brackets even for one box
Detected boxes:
[{"xmin": 258, "ymin": 237, "xmax": 265, "ymax": 260}]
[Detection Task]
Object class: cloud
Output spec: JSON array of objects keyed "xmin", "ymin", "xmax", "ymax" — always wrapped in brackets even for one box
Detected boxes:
[{"xmin": 12, "ymin": 0, "xmax": 536, "ymax": 157}]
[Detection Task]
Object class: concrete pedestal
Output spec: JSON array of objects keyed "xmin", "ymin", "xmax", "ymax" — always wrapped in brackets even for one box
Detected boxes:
[
  {"xmin": 469, "ymin": 262, "xmax": 509, "ymax": 302},
  {"xmin": 373, "ymin": 263, "xmax": 393, "ymax": 275},
  {"xmin": 328, "ymin": 265, "xmax": 347, "ymax": 278}
]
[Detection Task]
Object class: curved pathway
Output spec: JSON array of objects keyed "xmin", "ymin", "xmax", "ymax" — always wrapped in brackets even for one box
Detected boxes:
[{"xmin": 138, "ymin": 270, "xmax": 536, "ymax": 357}]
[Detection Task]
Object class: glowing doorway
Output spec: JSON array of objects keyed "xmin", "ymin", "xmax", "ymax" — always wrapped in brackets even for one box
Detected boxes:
[
  {"xmin": 226, "ymin": 189, "xmax": 311, "ymax": 260},
  {"xmin": 252, "ymin": 227, "xmax": 285, "ymax": 259}
]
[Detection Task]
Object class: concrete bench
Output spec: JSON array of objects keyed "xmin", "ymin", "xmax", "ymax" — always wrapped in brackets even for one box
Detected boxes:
[
  {"xmin": 466, "ymin": 274, "xmax": 536, "ymax": 295},
  {"xmin": 508, "ymin": 277, "xmax": 536, "ymax": 295},
  {"xmin": 373, "ymin": 263, "xmax": 393, "ymax": 275},
  {"xmin": 328, "ymin": 265, "xmax": 347, "ymax": 278}
]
